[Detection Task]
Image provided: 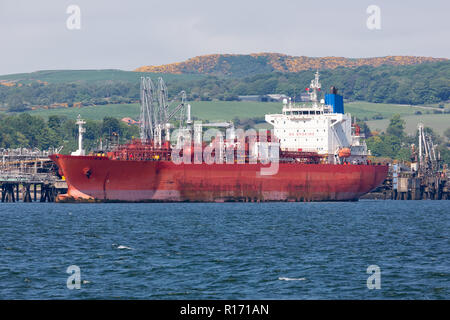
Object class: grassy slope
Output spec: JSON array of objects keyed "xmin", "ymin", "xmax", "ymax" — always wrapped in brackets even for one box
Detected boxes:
[
  {"xmin": 0, "ymin": 69, "xmax": 204, "ymax": 83},
  {"xmin": 29, "ymin": 103, "xmax": 140, "ymax": 120},
  {"xmin": 28, "ymin": 100, "xmax": 434, "ymax": 124},
  {"xmin": 29, "ymin": 101, "xmax": 282, "ymax": 121},
  {"xmin": 344, "ymin": 101, "xmax": 420, "ymax": 119},
  {"xmin": 23, "ymin": 100, "xmax": 450, "ymax": 137},
  {"xmin": 367, "ymin": 113, "xmax": 450, "ymax": 136}
]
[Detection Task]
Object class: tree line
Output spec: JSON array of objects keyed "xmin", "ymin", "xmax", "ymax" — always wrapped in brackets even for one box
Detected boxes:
[
  {"xmin": 1, "ymin": 61, "xmax": 448, "ymax": 112},
  {"xmin": 0, "ymin": 113, "xmax": 139, "ymax": 153}
]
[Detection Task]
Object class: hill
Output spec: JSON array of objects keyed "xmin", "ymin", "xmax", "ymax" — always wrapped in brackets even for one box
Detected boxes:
[
  {"xmin": 134, "ymin": 53, "xmax": 447, "ymax": 77},
  {"xmin": 1, "ymin": 60, "xmax": 448, "ymax": 112},
  {"xmin": 0, "ymin": 69, "xmax": 204, "ymax": 85}
]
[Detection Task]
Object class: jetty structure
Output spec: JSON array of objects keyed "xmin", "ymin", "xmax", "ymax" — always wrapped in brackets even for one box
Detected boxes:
[
  {"xmin": 365, "ymin": 123, "xmax": 449, "ymax": 200},
  {"xmin": 0, "ymin": 147, "xmax": 67, "ymax": 202}
]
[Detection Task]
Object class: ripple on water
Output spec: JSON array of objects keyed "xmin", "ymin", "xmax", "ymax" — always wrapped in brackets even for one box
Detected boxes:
[{"xmin": 0, "ymin": 201, "xmax": 448, "ymax": 299}]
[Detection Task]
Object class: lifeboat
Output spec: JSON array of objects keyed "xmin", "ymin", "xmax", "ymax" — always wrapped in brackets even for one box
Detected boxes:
[{"xmin": 338, "ymin": 148, "xmax": 351, "ymax": 158}]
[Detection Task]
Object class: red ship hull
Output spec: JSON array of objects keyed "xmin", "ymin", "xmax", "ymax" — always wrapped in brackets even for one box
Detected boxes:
[{"xmin": 50, "ymin": 154, "xmax": 388, "ymax": 202}]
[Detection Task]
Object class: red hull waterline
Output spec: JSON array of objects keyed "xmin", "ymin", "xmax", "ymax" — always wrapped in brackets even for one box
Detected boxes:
[{"xmin": 50, "ymin": 154, "xmax": 388, "ymax": 202}]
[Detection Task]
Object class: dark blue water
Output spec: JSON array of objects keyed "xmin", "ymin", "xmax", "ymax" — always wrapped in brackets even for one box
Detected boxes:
[{"xmin": 0, "ymin": 201, "xmax": 448, "ymax": 299}]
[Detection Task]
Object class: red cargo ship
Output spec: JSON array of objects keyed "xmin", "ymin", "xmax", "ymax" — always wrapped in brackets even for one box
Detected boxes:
[
  {"xmin": 50, "ymin": 153, "xmax": 387, "ymax": 202},
  {"xmin": 50, "ymin": 73, "xmax": 388, "ymax": 202}
]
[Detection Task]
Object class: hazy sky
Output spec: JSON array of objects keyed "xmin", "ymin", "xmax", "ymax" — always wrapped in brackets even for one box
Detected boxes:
[{"xmin": 1, "ymin": 0, "xmax": 448, "ymax": 75}]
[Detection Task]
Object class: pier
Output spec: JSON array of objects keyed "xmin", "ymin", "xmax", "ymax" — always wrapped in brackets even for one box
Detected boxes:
[
  {"xmin": 0, "ymin": 148, "xmax": 67, "ymax": 202},
  {"xmin": 363, "ymin": 124, "xmax": 449, "ymax": 201},
  {"xmin": 365, "ymin": 168, "xmax": 449, "ymax": 200}
]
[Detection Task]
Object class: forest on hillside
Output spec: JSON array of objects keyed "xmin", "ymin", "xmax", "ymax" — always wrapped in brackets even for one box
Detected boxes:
[
  {"xmin": 134, "ymin": 53, "xmax": 445, "ymax": 76},
  {"xmin": 0, "ymin": 61, "xmax": 448, "ymax": 112}
]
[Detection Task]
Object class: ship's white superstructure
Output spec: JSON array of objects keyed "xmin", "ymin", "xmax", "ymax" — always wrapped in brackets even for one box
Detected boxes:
[{"xmin": 265, "ymin": 71, "xmax": 369, "ymax": 164}]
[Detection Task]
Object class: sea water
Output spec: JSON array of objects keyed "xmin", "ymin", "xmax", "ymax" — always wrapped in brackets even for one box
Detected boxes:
[{"xmin": 0, "ymin": 200, "xmax": 448, "ymax": 299}]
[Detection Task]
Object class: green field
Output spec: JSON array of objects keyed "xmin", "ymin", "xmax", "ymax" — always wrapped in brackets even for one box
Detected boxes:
[
  {"xmin": 20, "ymin": 99, "xmax": 450, "ymax": 137},
  {"xmin": 344, "ymin": 101, "xmax": 421, "ymax": 119},
  {"xmin": 367, "ymin": 113, "xmax": 450, "ymax": 136},
  {"xmin": 29, "ymin": 101, "xmax": 282, "ymax": 121},
  {"xmin": 0, "ymin": 69, "xmax": 204, "ymax": 84},
  {"xmin": 29, "ymin": 103, "xmax": 140, "ymax": 120},
  {"xmin": 28, "ymin": 100, "xmax": 430, "ymax": 122}
]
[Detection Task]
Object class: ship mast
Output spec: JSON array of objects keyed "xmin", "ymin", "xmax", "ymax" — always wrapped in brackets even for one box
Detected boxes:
[{"xmin": 309, "ymin": 70, "xmax": 321, "ymax": 106}]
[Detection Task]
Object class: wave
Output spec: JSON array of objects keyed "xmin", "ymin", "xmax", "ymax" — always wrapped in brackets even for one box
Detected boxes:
[
  {"xmin": 115, "ymin": 244, "xmax": 133, "ymax": 250},
  {"xmin": 278, "ymin": 277, "xmax": 306, "ymax": 281}
]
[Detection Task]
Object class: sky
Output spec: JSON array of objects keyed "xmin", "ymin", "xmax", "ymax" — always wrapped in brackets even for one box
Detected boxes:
[{"xmin": 1, "ymin": 0, "xmax": 449, "ymax": 75}]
